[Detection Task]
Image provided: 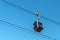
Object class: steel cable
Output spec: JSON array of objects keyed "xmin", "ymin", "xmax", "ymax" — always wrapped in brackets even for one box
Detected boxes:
[
  {"xmin": 0, "ymin": 19, "xmax": 56, "ymax": 40},
  {"xmin": 1, "ymin": 0, "xmax": 60, "ymax": 26}
]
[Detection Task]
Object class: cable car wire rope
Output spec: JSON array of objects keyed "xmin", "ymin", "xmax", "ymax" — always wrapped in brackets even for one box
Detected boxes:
[
  {"xmin": 1, "ymin": 0, "xmax": 60, "ymax": 26},
  {"xmin": 0, "ymin": 19, "xmax": 56, "ymax": 40},
  {"xmin": 0, "ymin": 0, "xmax": 56, "ymax": 40}
]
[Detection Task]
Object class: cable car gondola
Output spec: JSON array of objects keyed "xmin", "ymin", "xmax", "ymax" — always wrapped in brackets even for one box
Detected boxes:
[{"xmin": 33, "ymin": 12, "xmax": 43, "ymax": 32}]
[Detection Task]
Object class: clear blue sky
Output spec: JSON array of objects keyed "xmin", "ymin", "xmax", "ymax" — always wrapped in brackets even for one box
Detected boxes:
[{"xmin": 0, "ymin": 0, "xmax": 60, "ymax": 40}]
